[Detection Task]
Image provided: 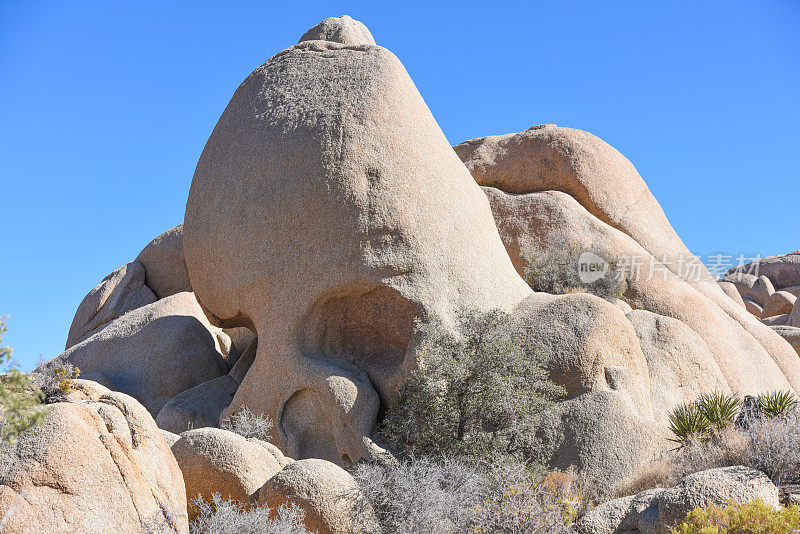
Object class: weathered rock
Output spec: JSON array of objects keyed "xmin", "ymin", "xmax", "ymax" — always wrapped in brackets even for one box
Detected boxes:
[
  {"xmin": 47, "ymin": 292, "xmax": 231, "ymax": 416},
  {"xmin": 65, "ymin": 261, "xmax": 156, "ymax": 349},
  {"xmin": 743, "ymin": 297, "xmax": 764, "ymax": 318},
  {"xmin": 718, "ymin": 280, "xmax": 745, "ymax": 308},
  {"xmin": 772, "ymin": 326, "xmax": 800, "ymax": 356},
  {"xmin": 183, "ymin": 18, "xmax": 530, "ymax": 466},
  {"xmin": 135, "ymin": 224, "xmax": 192, "ymax": 299},
  {"xmin": 762, "ymin": 314, "xmax": 790, "ymax": 327},
  {"xmin": 790, "ymin": 300, "xmax": 800, "ymax": 328},
  {"xmin": 727, "ymin": 250, "xmax": 800, "ymax": 290},
  {"xmin": 161, "ymin": 429, "xmax": 181, "ymax": 447},
  {"xmin": 576, "ymin": 466, "xmax": 779, "ymax": 534},
  {"xmin": 0, "ymin": 383, "xmax": 187, "ymax": 533},
  {"xmin": 171, "ymin": 428, "xmax": 282, "ymax": 518},
  {"xmin": 762, "ymin": 290, "xmax": 797, "ymax": 318},
  {"xmin": 257, "ymin": 459, "xmax": 378, "ymax": 534},
  {"xmin": 627, "ymin": 310, "xmax": 728, "ymax": 416},
  {"xmin": 156, "ymin": 338, "xmax": 256, "ymax": 433},
  {"xmin": 298, "ymin": 15, "xmax": 375, "ymax": 46},
  {"xmin": 725, "ymin": 272, "xmax": 774, "ymax": 307}
]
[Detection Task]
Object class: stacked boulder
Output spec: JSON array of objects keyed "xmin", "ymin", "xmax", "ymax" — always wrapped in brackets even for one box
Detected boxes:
[{"xmin": 721, "ymin": 251, "xmax": 800, "ymax": 356}]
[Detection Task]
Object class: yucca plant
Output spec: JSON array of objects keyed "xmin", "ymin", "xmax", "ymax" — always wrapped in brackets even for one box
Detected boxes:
[
  {"xmin": 668, "ymin": 402, "xmax": 711, "ymax": 444},
  {"xmin": 759, "ymin": 390, "xmax": 797, "ymax": 418},
  {"xmin": 697, "ymin": 391, "xmax": 741, "ymax": 431}
]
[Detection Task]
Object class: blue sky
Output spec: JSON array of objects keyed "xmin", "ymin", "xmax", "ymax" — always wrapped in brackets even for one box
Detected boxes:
[{"xmin": 1, "ymin": 1, "xmax": 798, "ymax": 370}]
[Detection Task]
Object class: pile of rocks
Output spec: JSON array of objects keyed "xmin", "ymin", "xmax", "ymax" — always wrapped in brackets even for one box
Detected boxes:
[{"xmin": 4, "ymin": 14, "xmax": 799, "ymax": 533}]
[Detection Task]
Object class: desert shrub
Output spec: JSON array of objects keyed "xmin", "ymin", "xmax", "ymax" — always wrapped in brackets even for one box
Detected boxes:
[
  {"xmin": 189, "ymin": 493, "xmax": 310, "ymax": 534},
  {"xmin": 0, "ymin": 317, "xmax": 47, "ymax": 448},
  {"xmin": 745, "ymin": 410, "xmax": 800, "ymax": 486},
  {"xmin": 668, "ymin": 392, "xmax": 740, "ymax": 444},
  {"xmin": 31, "ymin": 357, "xmax": 81, "ymax": 404},
  {"xmin": 352, "ymin": 456, "xmax": 573, "ymax": 534},
  {"xmin": 757, "ymin": 391, "xmax": 797, "ymax": 419},
  {"xmin": 221, "ymin": 406, "xmax": 274, "ymax": 441},
  {"xmin": 380, "ymin": 309, "xmax": 564, "ymax": 465},
  {"xmin": 617, "ymin": 429, "xmax": 749, "ymax": 496},
  {"xmin": 523, "ymin": 245, "xmax": 626, "ymax": 302},
  {"xmin": 671, "ymin": 499, "xmax": 800, "ymax": 534}
]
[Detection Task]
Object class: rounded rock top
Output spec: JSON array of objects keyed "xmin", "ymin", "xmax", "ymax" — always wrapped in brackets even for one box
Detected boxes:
[{"xmin": 298, "ymin": 15, "xmax": 376, "ymax": 46}]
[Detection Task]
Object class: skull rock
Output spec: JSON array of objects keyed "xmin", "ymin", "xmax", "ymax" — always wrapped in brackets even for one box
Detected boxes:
[{"xmin": 183, "ymin": 21, "xmax": 531, "ymax": 465}]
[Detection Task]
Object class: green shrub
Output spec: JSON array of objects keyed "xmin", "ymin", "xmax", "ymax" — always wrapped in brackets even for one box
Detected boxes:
[
  {"xmin": 380, "ymin": 309, "xmax": 564, "ymax": 465},
  {"xmin": 523, "ymin": 245, "xmax": 626, "ymax": 302},
  {"xmin": 758, "ymin": 390, "xmax": 797, "ymax": 418},
  {"xmin": 668, "ymin": 392, "xmax": 740, "ymax": 444},
  {"xmin": 698, "ymin": 392, "xmax": 741, "ymax": 431},
  {"xmin": 0, "ymin": 316, "xmax": 47, "ymax": 448},
  {"xmin": 668, "ymin": 402, "xmax": 711, "ymax": 444},
  {"xmin": 671, "ymin": 499, "xmax": 800, "ymax": 534}
]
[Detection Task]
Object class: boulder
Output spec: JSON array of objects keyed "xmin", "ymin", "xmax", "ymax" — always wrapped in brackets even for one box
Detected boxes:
[
  {"xmin": 135, "ymin": 224, "xmax": 192, "ymax": 299},
  {"xmin": 762, "ymin": 290, "xmax": 797, "ymax": 318},
  {"xmin": 171, "ymin": 427, "xmax": 283, "ymax": 518},
  {"xmin": 717, "ymin": 280, "xmax": 745, "ymax": 308},
  {"xmin": 65, "ymin": 261, "xmax": 156, "ymax": 349},
  {"xmin": 727, "ymin": 250, "xmax": 800, "ymax": 290},
  {"xmin": 183, "ymin": 17, "xmax": 531, "ymax": 466},
  {"xmin": 762, "ymin": 314, "xmax": 790, "ymax": 327},
  {"xmin": 576, "ymin": 466, "xmax": 779, "ymax": 534},
  {"xmin": 772, "ymin": 326, "xmax": 800, "ymax": 356},
  {"xmin": 0, "ymin": 383, "xmax": 187, "ymax": 533},
  {"xmin": 45, "ymin": 292, "xmax": 231, "ymax": 416},
  {"xmin": 743, "ymin": 298, "xmax": 764, "ymax": 318},
  {"xmin": 257, "ymin": 459, "xmax": 378, "ymax": 534},
  {"xmin": 298, "ymin": 15, "xmax": 375, "ymax": 45},
  {"xmin": 725, "ymin": 272, "xmax": 774, "ymax": 307},
  {"xmin": 790, "ymin": 300, "xmax": 800, "ymax": 328},
  {"xmin": 156, "ymin": 338, "xmax": 256, "ymax": 433}
]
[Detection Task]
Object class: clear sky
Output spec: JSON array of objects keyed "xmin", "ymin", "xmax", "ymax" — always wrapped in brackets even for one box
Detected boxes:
[{"xmin": 1, "ymin": 1, "xmax": 798, "ymax": 370}]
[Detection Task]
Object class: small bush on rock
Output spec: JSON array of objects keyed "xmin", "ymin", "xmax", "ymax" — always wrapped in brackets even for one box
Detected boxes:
[
  {"xmin": 31, "ymin": 357, "xmax": 81, "ymax": 404},
  {"xmin": 671, "ymin": 499, "xmax": 800, "ymax": 534},
  {"xmin": 523, "ymin": 244, "xmax": 626, "ymax": 302},
  {"xmin": 380, "ymin": 309, "xmax": 564, "ymax": 465},
  {"xmin": 189, "ymin": 493, "xmax": 311, "ymax": 534},
  {"xmin": 758, "ymin": 391, "xmax": 797, "ymax": 419},
  {"xmin": 668, "ymin": 392, "xmax": 741, "ymax": 444},
  {"xmin": 221, "ymin": 406, "xmax": 274, "ymax": 441}
]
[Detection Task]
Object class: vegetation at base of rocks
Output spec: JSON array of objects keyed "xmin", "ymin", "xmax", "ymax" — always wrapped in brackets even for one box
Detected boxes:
[
  {"xmin": 0, "ymin": 316, "xmax": 48, "ymax": 449},
  {"xmin": 523, "ymin": 245, "xmax": 626, "ymax": 302},
  {"xmin": 188, "ymin": 493, "xmax": 311, "ymax": 534},
  {"xmin": 757, "ymin": 390, "xmax": 797, "ymax": 418},
  {"xmin": 352, "ymin": 456, "xmax": 573, "ymax": 534},
  {"xmin": 380, "ymin": 309, "xmax": 564, "ymax": 466},
  {"xmin": 668, "ymin": 392, "xmax": 742, "ymax": 444},
  {"xmin": 622, "ymin": 402, "xmax": 800, "ymax": 496},
  {"xmin": 221, "ymin": 406, "xmax": 274, "ymax": 441},
  {"xmin": 671, "ymin": 499, "xmax": 800, "ymax": 534}
]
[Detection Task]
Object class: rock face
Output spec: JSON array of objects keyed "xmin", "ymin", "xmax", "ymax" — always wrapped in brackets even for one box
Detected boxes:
[
  {"xmin": 257, "ymin": 459, "xmax": 378, "ymax": 534},
  {"xmin": 0, "ymin": 381, "xmax": 188, "ymax": 533},
  {"xmin": 183, "ymin": 20, "xmax": 531, "ymax": 465},
  {"xmin": 727, "ymin": 250, "xmax": 800, "ymax": 290},
  {"xmin": 48, "ymin": 292, "xmax": 231, "ymax": 416},
  {"xmin": 576, "ymin": 466, "xmax": 780, "ymax": 534},
  {"xmin": 135, "ymin": 224, "xmax": 192, "ymax": 299},
  {"xmin": 170, "ymin": 428, "xmax": 283, "ymax": 518},
  {"xmin": 65, "ymin": 261, "xmax": 156, "ymax": 349}
]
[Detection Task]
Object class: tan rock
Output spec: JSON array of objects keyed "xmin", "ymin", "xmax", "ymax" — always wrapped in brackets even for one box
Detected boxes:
[
  {"xmin": 135, "ymin": 224, "xmax": 192, "ymax": 299},
  {"xmin": 743, "ymin": 298, "xmax": 764, "ymax": 318},
  {"xmin": 183, "ymin": 20, "xmax": 530, "ymax": 466},
  {"xmin": 257, "ymin": 459, "xmax": 378, "ymax": 534},
  {"xmin": 772, "ymin": 326, "xmax": 800, "ymax": 356},
  {"xmin": 65, "ymin": 261, "xmax": 156, "ymax": 349},
  {"xmin": 298, "ymin": 15, "xmax": 375, "ymax": 45},
  {"xmin": 762, "ymin": 290, "xmax": 797, "ymax": 318},
  {"xmin": 171, "ymin": 428, "xmax": 282, "ymax": 518},
  {"xmin": 790, "ymin": 300, "xmax": 800, "ymax": 328},
  {"xmin": 47, "ymin": 292, "xmax": 231, "ymax": 416},
  {"xmin": 717, "ymin": 280, "xmax": 745, "ymax": 308},
  {"xmin": 0, "ymin": 386, "xmax": 187, "ymax": 533}
]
